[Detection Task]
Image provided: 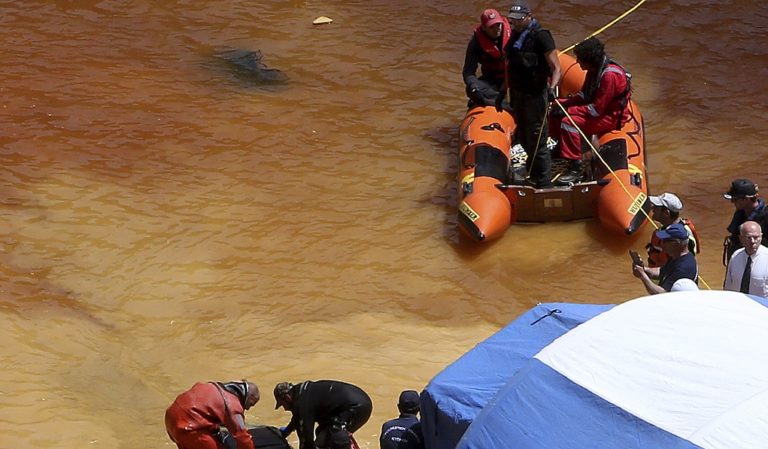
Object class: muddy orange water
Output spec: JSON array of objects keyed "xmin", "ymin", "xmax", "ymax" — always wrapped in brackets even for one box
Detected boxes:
[{"xmin": 1, "ymin": 1, "xmax": 767, "ymax": 447}]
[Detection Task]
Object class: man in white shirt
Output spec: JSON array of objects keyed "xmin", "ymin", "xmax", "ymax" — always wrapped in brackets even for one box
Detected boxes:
[{"xmin": 724, "ymin": 221, "xmax": 768, "ymax": 297}]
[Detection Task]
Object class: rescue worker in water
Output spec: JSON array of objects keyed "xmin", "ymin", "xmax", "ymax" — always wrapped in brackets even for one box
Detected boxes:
[{"xmin": 165, "ymin": 380, "xmax": 260, "ymax": 449}]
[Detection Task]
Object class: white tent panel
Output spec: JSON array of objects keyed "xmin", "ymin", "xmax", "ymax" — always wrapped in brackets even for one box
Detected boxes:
[{"xmin": 535, "ymin": 291, "xmax": 768, "ymax": 449}]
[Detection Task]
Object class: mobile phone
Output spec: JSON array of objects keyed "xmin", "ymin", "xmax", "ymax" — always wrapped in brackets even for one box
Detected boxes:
[{"xmin": 629, "ymin": 250, "xmax": 644, "ymax": 267}]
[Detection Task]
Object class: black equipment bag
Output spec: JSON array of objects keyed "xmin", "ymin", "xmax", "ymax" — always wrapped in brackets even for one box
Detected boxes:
[{"xmin": 221, "ymin": 426, "xmax": 292, "ymax": 449}]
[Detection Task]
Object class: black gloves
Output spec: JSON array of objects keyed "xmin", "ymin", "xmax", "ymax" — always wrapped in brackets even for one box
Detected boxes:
[
  {"xmin": 547, "ymin": 87, "xmax": 556, "ymax": 102},
  {"xmin": 550, "ymin": 104, "xmax": 566, "ymax": 119}
]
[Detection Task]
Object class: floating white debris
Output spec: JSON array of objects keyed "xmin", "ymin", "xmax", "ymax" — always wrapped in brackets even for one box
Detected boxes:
[{"xmin": 313, "ymin": 16, "xmax": 333, "ymax": 25}]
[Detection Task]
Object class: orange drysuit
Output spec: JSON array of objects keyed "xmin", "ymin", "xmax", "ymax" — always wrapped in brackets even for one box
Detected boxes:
[{"xmin": 165, "ymin": 382, "xmax": 254, "ymax": 449}]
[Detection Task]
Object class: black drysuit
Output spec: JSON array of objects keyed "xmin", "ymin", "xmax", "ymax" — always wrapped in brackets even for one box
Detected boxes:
[{"xmin": 282, "ymin": 380, "xmax": 373, "ymax": 449}]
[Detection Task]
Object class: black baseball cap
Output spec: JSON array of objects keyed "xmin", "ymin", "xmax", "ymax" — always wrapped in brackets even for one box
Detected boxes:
[{"xmin": 723, "ymin": 178, "xmax": 758, "ymax": 200}]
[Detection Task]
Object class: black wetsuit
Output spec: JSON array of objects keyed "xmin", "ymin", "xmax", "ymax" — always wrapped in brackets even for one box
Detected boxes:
[
  {"xmin": 504, "ymin": 20, "xmax": 556, "ymax": 187},
  {"xmin": 283, "ymin": 380, "xmax": 373, "ymax": 449}
]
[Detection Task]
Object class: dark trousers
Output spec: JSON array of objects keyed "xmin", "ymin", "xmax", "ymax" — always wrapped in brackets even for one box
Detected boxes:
[
  {"xmin": 315, "ymin": 404, "xmax": 372, "ymax": 449},
  {"xmin": 511, "ymin": 88, "xmax": 551, "ymax": 187}
]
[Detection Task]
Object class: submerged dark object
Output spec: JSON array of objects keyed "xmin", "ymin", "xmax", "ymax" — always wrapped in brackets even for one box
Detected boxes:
[
  {"xmin": 216, "ymin": 49, "xmax": 288, "ymax": 85},
  {"xmin": 221, "ymin": 426, "xmax": 292, "ymax": 449}
]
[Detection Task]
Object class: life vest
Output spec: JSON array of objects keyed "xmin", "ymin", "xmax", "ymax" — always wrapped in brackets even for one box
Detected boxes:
[
  {"xmin": 507, "ymin": 21, "xmax": 552, "ymax": 91},
  {"xmin": 646, "ymin": 218, "xmax": 701, "ymax": 268},
  {"xmin": 473, "ymin": 20, "xmax": 511, "ymax": 84},
  {"xmin": 581, "ymin": 57, "xmax": 632, "ymax": 128}
]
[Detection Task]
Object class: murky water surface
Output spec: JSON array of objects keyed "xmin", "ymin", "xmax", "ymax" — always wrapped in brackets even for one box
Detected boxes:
[{"xmin": 1, "ymin": 1, "xmax": 767, "ymax": 447}]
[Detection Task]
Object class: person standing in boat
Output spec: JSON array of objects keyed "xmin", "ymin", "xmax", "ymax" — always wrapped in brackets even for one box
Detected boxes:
[
  {"xmin": 722, "ymin": 178, "xmax": 768, "ymax": 265},
  {"xmin": 462, "ymin": 9, "xmax": 512, "ymax": 108},
  {"xmin": 502, "ymin": 0, "xmax": 561, "ymax": 188},
  {"xmin": 379, "ymin": 390, "xmax": 424, "ymax": 449},
  {"xmin": 549, "ymin": 36, "xmax": 632, "ymax": 186},
  {"xmin": 644, "ymin": 192, "xmax": 701, "ymax": 268},
  {"xmin": 274, "ymin": 379, "xmax": 373, "ymax": 449},
  {"xmin": 632, "ymin": 223, "xmax": 698, "ymax": 295},
  {"xmin": 165, "ymin": 380, "xmax": 260, "ymax": 449}
]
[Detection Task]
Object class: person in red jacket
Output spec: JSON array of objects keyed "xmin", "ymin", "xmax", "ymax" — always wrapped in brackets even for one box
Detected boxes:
[
  {"xmin": 165, "ymin": 380, "xmax": 260, "ymax": 449},
  {"xmin": 462, "ymin": 9, "xmax": 512, "ymax": 108},
  {"xmin": 549, "ymin": 36, "xmax": 632, "ymax": 185}
]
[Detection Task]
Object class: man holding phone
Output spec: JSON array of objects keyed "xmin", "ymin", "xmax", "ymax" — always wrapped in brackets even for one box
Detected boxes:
[{"xmin": 632, "ymin": 223, "xmax": 698, "ymax": 295}]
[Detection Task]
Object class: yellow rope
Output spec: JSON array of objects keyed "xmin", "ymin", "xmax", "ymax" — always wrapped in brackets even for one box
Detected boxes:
[
  {"xmin": 549, "ymin": 0, "xmax": 711, "ymax": 289},
  {"xmin": 528, "ymin": 0, "xmax": 647, "ymax": 176},
  {"xmin": 552, "ymin": 101, "xmax": 712, "ymax": 290},
  {"xmin": 559, "ymin": 0, "xmax": 649, "ymax": 55}
]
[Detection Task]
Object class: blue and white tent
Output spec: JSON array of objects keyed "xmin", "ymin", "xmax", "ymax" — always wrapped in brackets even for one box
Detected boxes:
[{"xmin": 421, "ymin": 291, "xmax": 768, "ymax": 449}]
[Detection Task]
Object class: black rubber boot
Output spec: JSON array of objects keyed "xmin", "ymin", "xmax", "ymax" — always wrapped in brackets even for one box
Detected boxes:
[{"xmin": 555, "ymin": 159, "xmax": 584, "ymax": 186}]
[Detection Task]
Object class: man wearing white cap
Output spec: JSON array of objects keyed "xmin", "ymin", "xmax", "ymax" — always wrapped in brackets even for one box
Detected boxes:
[{"xmin": 645, "ymin": 192, "xmax": 700, "ymax": 268}]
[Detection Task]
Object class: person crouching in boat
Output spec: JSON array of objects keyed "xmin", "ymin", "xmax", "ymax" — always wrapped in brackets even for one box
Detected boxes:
[
  {"xmin": 549, "ymin": 36, "xmax": 632, "ymax": 186},
  {"xmin": 632, "ymin": 223, "xmax": 699, "ymax": 295},
  {"xmin": 165, "ymin": 380, "xmax": 260, "ymax": 449},
  {"xmin": 462, "ymin": 9, "xmax": 511, "ymax": 108},
  {"xmin": 645, "ymin": 192, "xmax": 700, "ymax": 268}
]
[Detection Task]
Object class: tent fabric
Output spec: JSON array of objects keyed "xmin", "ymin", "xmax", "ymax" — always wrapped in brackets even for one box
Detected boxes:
[
  {"xmin": 457, "ymin": 360, "xmax": 703, "ymax": 449},
  {"xmin": 420, "ymin": 302, "xmax": 614, "ymax": 449},
  {"xmin": 453, "ymin": 291, "xmax": 768, "ymax": 449}
]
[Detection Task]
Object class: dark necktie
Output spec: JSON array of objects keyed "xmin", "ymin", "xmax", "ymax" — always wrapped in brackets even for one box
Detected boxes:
[{"xmin": 740, "ymin": 256, "xmax": 752, "ymax": 294}]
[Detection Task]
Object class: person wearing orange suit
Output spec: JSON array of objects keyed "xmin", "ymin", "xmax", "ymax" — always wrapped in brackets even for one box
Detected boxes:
[
  {"xmin": 549, "ymin": 36, "xmax": 632, "ymax": 185},
  {"xmin": 462, "ymin": 9, "xmax": 512, "ymax": 108},
  {"xmin": 165, "ymin": 380, "xmax": 260, "ymax": 449}
]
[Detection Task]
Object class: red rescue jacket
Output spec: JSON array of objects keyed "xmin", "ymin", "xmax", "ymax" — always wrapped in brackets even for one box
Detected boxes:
[{"xmin": 561, "ymin": 59, "xmax": 631, "ymax": 128}]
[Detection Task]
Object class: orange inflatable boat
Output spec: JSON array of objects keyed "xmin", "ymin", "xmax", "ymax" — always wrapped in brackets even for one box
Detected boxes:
[{"xmin": 458, "ymin": 53, "xmax": 649, "ymax": 242}]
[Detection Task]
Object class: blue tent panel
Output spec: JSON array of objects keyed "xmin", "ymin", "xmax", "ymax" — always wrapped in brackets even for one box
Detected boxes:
[
  {"xmin": 455, "ymin": 359, "xmax": 704, "ymax": 449},
  {"xmin": 420, "ymin": 302, "xmax": 613, "ymax": 449}
]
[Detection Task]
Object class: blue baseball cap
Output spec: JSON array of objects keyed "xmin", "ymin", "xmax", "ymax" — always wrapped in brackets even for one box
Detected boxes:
[{"xmin": 655, "ymin": 223, "xmax": 688, "ymax": 240}]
